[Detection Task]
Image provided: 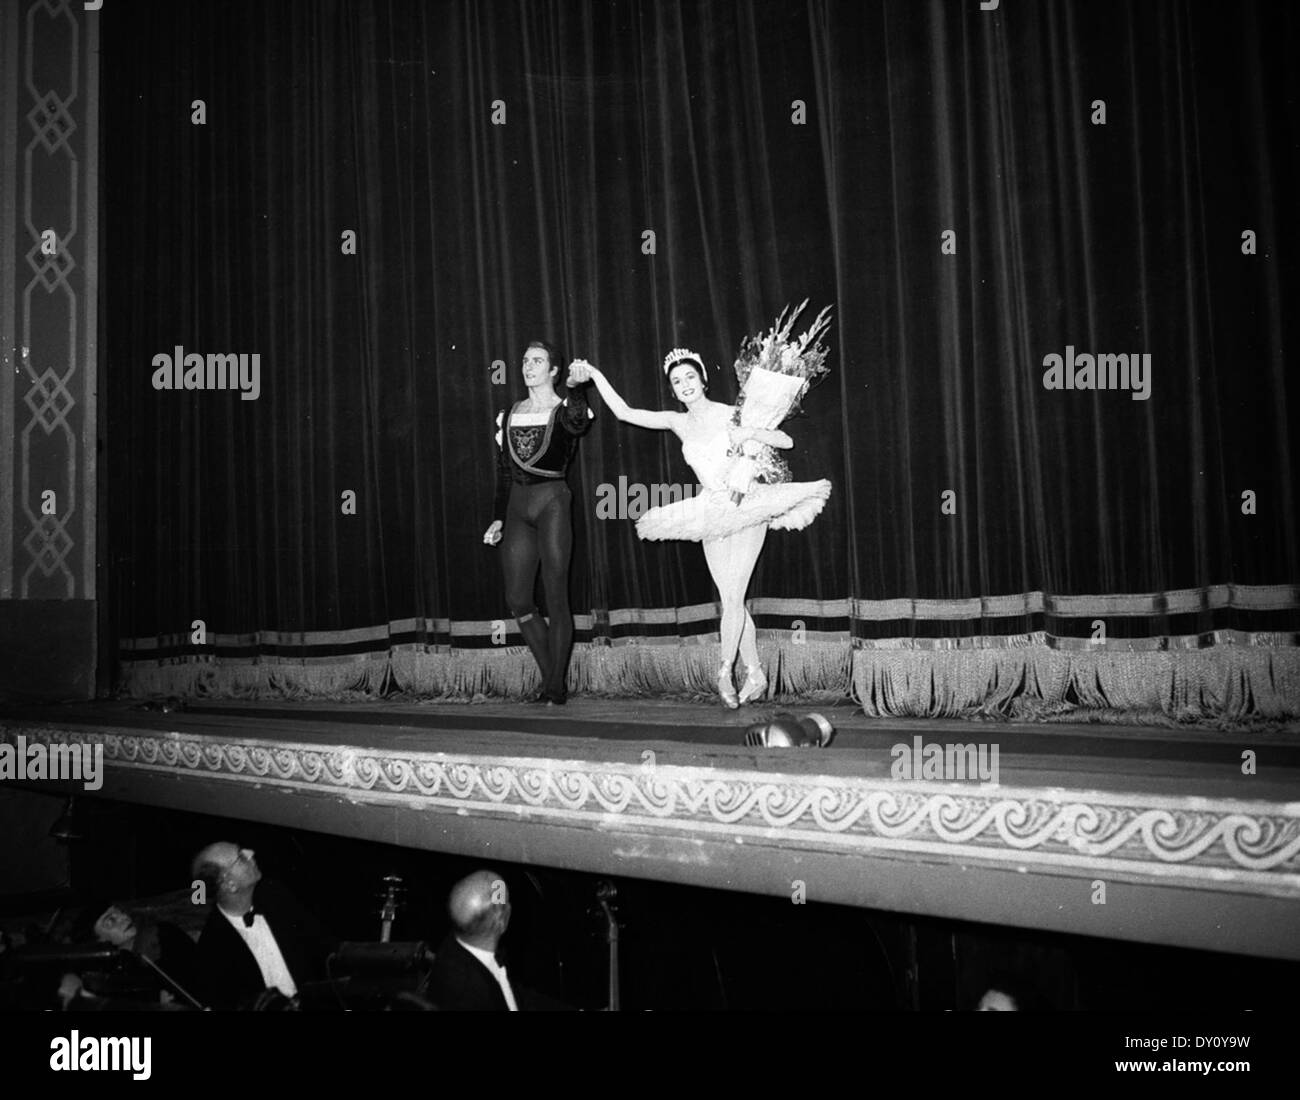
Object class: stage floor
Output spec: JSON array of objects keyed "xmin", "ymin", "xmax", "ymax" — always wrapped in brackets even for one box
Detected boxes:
[
  {"xmin": 3, "ymin": 698, "xmax": 1299, "ymax": 959},
  {"xmin": 7, "ymin": 697, "xmax": 1298, "ymax": 798}
]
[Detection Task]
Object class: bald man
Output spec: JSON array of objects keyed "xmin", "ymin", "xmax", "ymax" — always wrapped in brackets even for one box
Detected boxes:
[
  {"xmin": 428, "ymin": 870, "xmax": 522, "ymax": 1011},
  {"xmin": 190, "ymin": 842, "xmax": 335, "ymax": 1010}
]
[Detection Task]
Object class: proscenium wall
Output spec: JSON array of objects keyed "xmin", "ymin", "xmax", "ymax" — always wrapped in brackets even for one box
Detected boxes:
[{"xmin": 0, "ymin": 1, "xmax": 100, "ymax": 702}]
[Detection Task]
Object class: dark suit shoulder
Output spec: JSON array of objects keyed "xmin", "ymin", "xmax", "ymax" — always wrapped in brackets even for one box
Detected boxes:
[{"xmin": 429, "ymin": 935, "xmax": 507, "ymax": 1012}]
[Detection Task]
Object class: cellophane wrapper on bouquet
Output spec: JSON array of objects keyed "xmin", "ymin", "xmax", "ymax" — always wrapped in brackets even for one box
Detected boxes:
[{"xmin": 725, "ymin": 300, "xmax": 833, "ymax": 502}]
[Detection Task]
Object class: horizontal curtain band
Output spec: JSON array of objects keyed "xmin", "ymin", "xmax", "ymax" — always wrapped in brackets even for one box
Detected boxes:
[
  {"xmin": 103, "ymin": 587, "xmax": 1296, "ymax": 652},
  {"xmin": 118, "ymin": 585, "xmax": 1298, "ymax": 659},
  {"xmin": 118, "ymin": 629, "xmax": 1300, "ymax": 669},
  {"xmin": 847, "ymin": 584, "xmax": 1300, "ymax": 621},
  {"xmin": 608, "ymin": 602, "xmax": 720, "ymax": 627},
  {"xmin": 853, "ymin": 629, "xmax": 1298, "ymax": 652}
]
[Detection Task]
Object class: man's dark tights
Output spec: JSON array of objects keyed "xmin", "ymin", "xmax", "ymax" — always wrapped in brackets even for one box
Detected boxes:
[{"xmin": 501, "ymin": 482, "xmax": 574, "ymax": 698}]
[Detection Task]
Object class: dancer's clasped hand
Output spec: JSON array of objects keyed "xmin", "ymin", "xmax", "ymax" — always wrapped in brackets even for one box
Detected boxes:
[{"xmin": 482, "ymin": 519, "xmax": 503, "ymax": 546}]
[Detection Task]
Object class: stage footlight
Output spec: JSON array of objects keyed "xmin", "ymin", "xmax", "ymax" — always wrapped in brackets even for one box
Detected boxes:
[{"xmin": 742, "ymin": 712, "xmax": 835, "ymax": 748}]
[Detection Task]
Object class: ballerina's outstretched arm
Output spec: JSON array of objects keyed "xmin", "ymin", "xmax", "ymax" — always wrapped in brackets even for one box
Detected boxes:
[{"xmin": 572, "ymin": 361, "xmax": 680, "ymax": 431}]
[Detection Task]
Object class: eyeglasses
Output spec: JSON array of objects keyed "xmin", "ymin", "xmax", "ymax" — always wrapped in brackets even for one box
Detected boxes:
[{"xmin": 222, "ymin": 848, "xmax": 254, "ymax": 876}]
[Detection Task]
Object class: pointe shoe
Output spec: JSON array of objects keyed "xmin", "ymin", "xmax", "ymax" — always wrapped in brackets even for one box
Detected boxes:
[
  {"xmin": 738, "ymin": 665, "xmax": 768, "ymax": 705},
  {"xmin": 717, "ymin": 665, "xmax": 740, "ymax": 710}
]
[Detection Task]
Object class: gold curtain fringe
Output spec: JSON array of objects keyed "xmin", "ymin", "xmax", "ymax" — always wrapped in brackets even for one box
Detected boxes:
[
  {"xmin": 117, "ymin": 642, "xmax": 852, "ymax": 703},
  {"xmin": 394, "ymin": 641, "xmax": 853, "ymax": 701},
  {"xmin": 765, "ymin": 641, "xmax": 854, "ymax": 704},
  {"xmin": 116, "ymin": 641, "xmax": 1300, "ymax": 719},
  {"xmin": 850, "ymin": 646, "xmax": 1300, "ymax": 720},
  {"xmin": 120, "ymin": 659, "xmax": 391, "ymax": 701},
  {"xmin": 389, "ymin": 647, "xmax": 540, "ymax": 700}
]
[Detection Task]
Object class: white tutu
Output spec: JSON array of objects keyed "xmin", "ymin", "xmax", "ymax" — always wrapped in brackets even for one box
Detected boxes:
[{"xmin": 636, "ymin": 479, "xmax": 832, "ymax": 542}]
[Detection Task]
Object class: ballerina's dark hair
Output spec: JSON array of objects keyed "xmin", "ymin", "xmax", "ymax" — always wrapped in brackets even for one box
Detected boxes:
[{"xmin": 662, "ymin": 347, "xmax": 709, "ymax": 388}]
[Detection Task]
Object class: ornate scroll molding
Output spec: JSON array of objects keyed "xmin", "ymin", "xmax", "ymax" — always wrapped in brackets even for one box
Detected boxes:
[{"xmin": 4, "ymin": 722, "xmax": 1298, "ymax": 894}]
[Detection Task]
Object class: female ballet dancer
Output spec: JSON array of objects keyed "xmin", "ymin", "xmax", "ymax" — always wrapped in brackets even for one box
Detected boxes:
[
  {"xmin": 570, "ymin": 351, "xmax": 830, "ymax": 707},
  {"xmin": 482, "ymin": 341, "xmax": 593, "ymax": 704}
]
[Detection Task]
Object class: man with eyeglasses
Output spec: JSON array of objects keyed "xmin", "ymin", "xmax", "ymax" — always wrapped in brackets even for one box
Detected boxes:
[{"xmin": 190, "ymin": 841, "xmax": 335, "ymax": 1010}]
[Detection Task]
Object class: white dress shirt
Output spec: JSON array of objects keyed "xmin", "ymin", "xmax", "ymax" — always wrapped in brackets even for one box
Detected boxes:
[
  {"xmin": 458, "ymin": 939, "xmax": 518, "ymax": 1011},
  {"xmin": 219, "ymin": 907, "xmax": 297, "ymax": 998}
]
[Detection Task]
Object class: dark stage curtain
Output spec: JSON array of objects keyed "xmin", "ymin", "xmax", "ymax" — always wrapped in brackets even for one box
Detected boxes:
[{"xmin": 103, "ymin": 0, "xmax": 1299, "ymax": 716}]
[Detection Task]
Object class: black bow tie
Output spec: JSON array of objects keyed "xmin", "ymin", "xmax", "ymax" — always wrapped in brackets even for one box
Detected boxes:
[{"xmin": 242, "ymin": 908, "xmax": 256, "ymax": 928}]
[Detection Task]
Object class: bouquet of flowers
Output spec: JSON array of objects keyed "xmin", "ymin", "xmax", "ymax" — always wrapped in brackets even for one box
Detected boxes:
[{"xmin": 725, "ymin": 300, "xmax": 833, "ymax": 503}]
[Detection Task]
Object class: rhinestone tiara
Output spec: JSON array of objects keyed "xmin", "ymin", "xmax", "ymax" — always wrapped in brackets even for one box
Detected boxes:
[{"xmin": 662, "ymin": 347, "xmax": 707, "ymax": 380}]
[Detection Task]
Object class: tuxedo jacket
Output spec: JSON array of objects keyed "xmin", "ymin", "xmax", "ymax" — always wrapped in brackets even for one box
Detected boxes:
[
  {"xmin": 426, "ymin": 935, "xmax": 572, "ymax": 1012},
  {"xmin": 194, "ymin": 880, "xmax": 335, "ymax": 1010},
  {"xmin": 428, "ymin": 934, "xmax": 511, "ymax": 1011}
]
